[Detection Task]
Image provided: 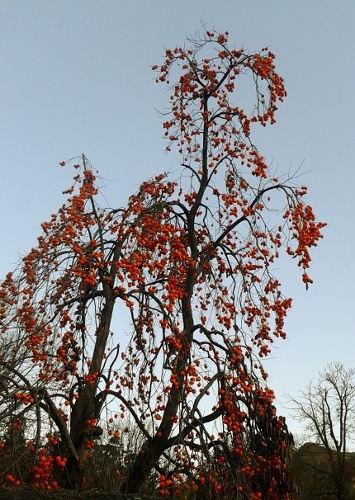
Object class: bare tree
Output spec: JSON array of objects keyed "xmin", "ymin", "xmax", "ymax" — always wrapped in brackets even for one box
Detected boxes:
[{"xmin": 289, "ymin": 362, "xmax": 355, "ymax": 499}]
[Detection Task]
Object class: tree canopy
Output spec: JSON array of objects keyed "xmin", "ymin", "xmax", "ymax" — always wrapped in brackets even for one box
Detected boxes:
[{"xmin": 0, "ymin": 30, "xmax": 325, "ymax": 499}]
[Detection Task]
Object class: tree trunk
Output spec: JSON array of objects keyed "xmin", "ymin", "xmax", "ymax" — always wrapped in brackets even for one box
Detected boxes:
[
  {"xmin": 63, "ymin": 386, "xmax": 102, "ymax": 489},
  {"xmin": 121, "ymin": 436, "xmax": 165, "ymax": 494}
]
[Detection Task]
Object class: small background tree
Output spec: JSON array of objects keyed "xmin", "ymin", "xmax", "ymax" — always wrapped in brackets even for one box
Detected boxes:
[{"xmin": 289, "ymin": 362, "xmax": 355, "ymax": 499}]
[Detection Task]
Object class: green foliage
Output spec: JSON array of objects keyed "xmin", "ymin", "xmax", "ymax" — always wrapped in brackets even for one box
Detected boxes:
[{"xmin": 290, "ymin": 443, "xmax": 355, "ymax": 499}]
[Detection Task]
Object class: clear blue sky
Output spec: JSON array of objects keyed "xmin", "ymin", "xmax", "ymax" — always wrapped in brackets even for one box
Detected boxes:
[{"xmin": 1, "ymin": 0, "xmax": 354, "ymax": 441}]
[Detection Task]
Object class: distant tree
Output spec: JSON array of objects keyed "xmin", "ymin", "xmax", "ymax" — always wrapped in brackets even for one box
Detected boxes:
[
  {"xmin": 0, "ymin": 30, "xmax": 325, "ymax": 497},
  {"xmin": 289, "ymin": 363, "xmax": 355, "ymax": 499}
]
